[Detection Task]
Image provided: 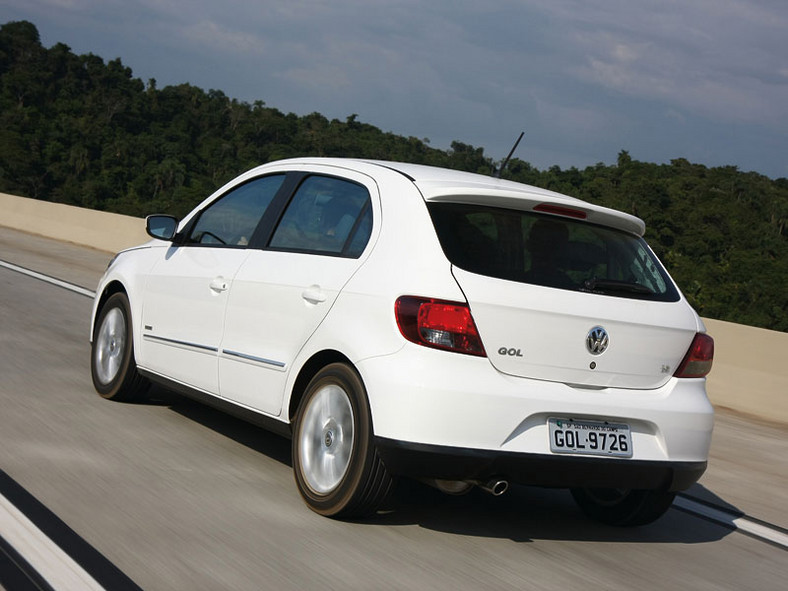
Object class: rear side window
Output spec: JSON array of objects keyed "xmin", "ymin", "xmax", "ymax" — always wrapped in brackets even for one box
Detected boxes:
[
  {"xmin": 428, "ymin": 203, "xmax": 679, "ymax": 302},
  {"xmin": 269, "ymin": 175, "xmax": 372, "ymax": 257}
]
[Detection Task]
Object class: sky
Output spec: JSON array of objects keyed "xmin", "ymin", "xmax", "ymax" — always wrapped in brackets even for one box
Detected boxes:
[{"xmin": 4, "ymin": 0, "xmax": 788, "ymax": 179}]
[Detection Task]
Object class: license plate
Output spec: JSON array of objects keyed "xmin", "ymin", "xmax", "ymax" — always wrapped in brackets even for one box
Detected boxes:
[{"xmin": 548, "ymin": 418, "xmax": 633, "ymax": 458}]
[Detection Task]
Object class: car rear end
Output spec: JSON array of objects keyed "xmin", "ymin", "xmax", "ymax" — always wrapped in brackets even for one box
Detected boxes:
[{"xmin": 356, "ymin": 165, "xmax": 714, "ymax": 521}]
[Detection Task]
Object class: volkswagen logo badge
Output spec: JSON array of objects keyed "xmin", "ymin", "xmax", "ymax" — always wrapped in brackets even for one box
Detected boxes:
[{"xmin": 586, "ymin": 326, "xmax": 609, "ymax": 355}]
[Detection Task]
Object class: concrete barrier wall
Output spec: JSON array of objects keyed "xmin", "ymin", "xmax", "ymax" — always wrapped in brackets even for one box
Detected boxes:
[
  {"xmin": 703, "ymin": 318, "xmax": 787, "ymax": 424},
  {"xmin": 1, "ymin": 192, "xmax": 148, "ymax": 253},
  {"xmin": 2, "ymin": 192, "xmax": 786, "ymax": 424}
]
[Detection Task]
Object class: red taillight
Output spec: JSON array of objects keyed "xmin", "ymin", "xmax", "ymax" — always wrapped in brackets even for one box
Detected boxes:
[
  {"xmin": 674, "ymin": 333, "xmax": 714, "ymax": 378},
  {"xmin": 395, "ymin": 296, "xmax": 486, "ymax": 357},
  {"xmin": 533, "ymin": 203, "xmax": 587, "ymax": 219}
]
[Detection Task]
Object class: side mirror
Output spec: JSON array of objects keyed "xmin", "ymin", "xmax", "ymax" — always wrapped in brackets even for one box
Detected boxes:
[{"xmin": 146, "ymin": 215, "xmax": 178, "ymax": 241}]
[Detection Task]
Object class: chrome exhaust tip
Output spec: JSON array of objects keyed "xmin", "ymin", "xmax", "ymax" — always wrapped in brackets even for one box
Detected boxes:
[{"xmin": 476, "ymin": 479, "xmax": 509, "ymax": 496}]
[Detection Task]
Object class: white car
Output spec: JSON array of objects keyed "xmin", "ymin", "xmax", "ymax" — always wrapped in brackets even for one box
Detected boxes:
[{"xmin": 90, "ymin": 158, "xmax": 714, "ymax": 525}]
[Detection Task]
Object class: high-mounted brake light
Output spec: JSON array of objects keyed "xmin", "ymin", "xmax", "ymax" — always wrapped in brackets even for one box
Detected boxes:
[
  {"xmin": 533, "ymin": 203, "xmax": 587, "ymax": 219},
  {"xmin": 395, "ymin": 296, "xmax": 486, "ymax": 357},
  {"xmin": 674, "ymin": 333, "xmax": 714, "ymax": 378}
]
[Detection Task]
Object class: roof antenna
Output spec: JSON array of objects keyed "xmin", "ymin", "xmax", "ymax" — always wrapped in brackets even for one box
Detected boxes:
[{"xmin": 495, "ymin": 131, "xmax": 524, "ymax": 178}]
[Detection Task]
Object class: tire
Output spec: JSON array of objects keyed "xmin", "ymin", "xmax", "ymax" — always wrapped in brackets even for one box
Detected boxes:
[
  {"xmin": 91, "ymin": 292, "xmax": 149, "ymax": 402},
  {"xmin": 292, "ymin": 363, "xmax": 393, "ymax": 518},
  {"xmin": 570, "ymin": 486, "xmax": 676, "ymax": 526}
]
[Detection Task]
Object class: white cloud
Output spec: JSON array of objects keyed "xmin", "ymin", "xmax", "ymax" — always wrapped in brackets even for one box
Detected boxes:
[
  {"xmin": 530, "ymin": 0, "xmax": 788, "ymax": 130},
  {"xmin": 531, "ymin": 90, "xmax": 613, "ymax": 137},
  {"xmin": 176, "ymin": 20, "xmax": 267, "ymax": 56}
]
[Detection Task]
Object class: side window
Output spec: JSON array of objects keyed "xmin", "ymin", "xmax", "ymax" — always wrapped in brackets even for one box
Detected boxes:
[
  {"xmin": 269, "ymin": 175, "xmax": 372, "ymax": 256},
  {"xmin": 188, "ymin": 174, "xmax": 285, "ymax": 246}
]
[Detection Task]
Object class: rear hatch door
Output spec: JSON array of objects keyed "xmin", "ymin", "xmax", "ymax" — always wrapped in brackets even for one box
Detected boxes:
[
  {"xmin": 454, "ymin": 267, "xmax": 699, "ymax": 389},
  {"xmin": 427, "ymin": 201, "xmax": 700, "ymax": 390}
]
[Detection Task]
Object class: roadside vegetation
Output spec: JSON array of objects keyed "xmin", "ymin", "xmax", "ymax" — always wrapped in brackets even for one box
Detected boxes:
[{"xmin": 1, "ymin": 20, "xmax": 786, "ymax": 331}]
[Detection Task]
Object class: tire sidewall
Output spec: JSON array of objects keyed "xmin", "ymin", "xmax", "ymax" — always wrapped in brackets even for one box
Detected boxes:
[
  {"xmin": 293, "ymin": 363, "xmax": 374, "ymax": 516},
  {"xmin": 91, "ymin": 292, "xmax": 135, "ymax": 399}
]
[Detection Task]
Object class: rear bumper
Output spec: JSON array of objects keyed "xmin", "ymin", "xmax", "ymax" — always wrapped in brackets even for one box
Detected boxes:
[
  {"xmin": 358, "ymin": 344, "xmax": 714, "ymax": 484},
  {"xmin": 376, "ymin": 437, "xmax": 706, "ymax": 491}
]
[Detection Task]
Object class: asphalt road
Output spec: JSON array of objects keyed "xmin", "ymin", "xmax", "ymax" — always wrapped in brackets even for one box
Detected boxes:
[{"xmin": 1, "ymin": 227, "xmax": 786, "ymax": 590}]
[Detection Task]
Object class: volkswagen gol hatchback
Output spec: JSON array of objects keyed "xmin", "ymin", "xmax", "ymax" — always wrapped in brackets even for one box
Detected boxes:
[{"xmin": 90, "ymin": 158, "xmax": 714, "ymax": 525}]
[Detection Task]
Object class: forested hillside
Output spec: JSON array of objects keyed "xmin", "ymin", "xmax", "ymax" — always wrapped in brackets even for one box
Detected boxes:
[{"xmin": 1, "ymin": 21, "xmax": 786, "ymax": 331}]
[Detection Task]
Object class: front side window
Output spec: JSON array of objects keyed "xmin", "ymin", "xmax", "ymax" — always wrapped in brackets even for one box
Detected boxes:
[
  {"xmin": 269, "ymin": 175, "xmax": 372, "ymax": 256},
  {"xmin": 428, "ymin": 203, "xmax": 679, "ymax": 301},
  {"xmin": 187, "ymin": 174, "xmax": 285, "ymax": 246}
]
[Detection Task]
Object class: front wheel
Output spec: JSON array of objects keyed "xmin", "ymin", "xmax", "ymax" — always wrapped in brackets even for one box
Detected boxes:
[
  {"xmin": 91, "ymin": 292, "xmax": 148, "ymax": 401},
  {"xmin": 292, "ymin": 363, "xmax": 392, "ymax": 518},
  {"xmin": 570, "ymin": 486, "xmax": 676, "ymax": 526}
]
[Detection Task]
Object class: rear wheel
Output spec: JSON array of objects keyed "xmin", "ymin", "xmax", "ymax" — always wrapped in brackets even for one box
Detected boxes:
[
  {"xmin": 570, "ymin": 486, "xmax": 676, "ymax": 526},
  {"xmin": 292, "ymin": 363, "xmax": 392, "ymax": 518},
  {"xmin": 91, "ymin": 292, "xmax": 148, "ymax": 401}
]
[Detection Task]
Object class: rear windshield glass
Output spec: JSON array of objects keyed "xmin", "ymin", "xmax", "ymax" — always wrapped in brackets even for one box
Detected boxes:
[{"xmin": 428, "ymin": 203, "xmax": 680, "ymax": 302}]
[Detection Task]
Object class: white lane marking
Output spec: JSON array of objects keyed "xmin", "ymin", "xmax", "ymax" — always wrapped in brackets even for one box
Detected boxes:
[
  {"xmin": 675, "ymin": 495, "xmax": 788, "ymax": 549},
  {"xmin": 0, "ymin": 260, "xmax": 96, "ymax": 298},
  {"xmin": 1, "ymin": 492, "xmax": 106, "ymax": 590}
]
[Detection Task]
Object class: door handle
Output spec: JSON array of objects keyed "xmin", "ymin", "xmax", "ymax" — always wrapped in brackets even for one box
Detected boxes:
[
  {"xmin": 210, "ymin": 277, "xmax": 229, "ymax": 292},
  {"xmin": 301, "ymin": 286, "xmax": 327, "ymax": 304}
]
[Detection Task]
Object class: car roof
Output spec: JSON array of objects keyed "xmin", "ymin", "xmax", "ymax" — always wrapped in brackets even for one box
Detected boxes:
[{"xmin": 266, "ymin": 157, "xmax": 647, "ymax": 236}]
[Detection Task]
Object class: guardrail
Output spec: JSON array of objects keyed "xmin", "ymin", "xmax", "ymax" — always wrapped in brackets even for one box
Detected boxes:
[{"xmin": 2, "ymin": 192, "xmax": 786, "ymax": 424}]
